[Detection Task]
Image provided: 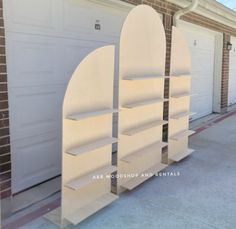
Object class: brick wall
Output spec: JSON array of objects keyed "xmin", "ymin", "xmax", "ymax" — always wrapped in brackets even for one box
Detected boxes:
[
  {"xmin": 221, "ymin": 34, "xmax": 230, "ymax": 111},
  {"xmin": 0, "ymin": 0, "xmax": 11, "ymax": 199}
]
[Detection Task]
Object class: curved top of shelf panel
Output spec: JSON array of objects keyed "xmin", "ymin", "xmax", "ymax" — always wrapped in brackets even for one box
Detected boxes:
[
  {"xmin": 63, "ymin": 45, "xmax": 115, "ymax": 118},
  {"xmin": 170, "ymin": 27, "xmax": 191, "ymax": 76},
  {"xmin": 119, "ymin": 5, "xmax": 166, "ymax": 79}
]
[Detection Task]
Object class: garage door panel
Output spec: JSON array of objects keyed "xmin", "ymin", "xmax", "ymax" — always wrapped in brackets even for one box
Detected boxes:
[
  {"xmin": 9, "ymin": 85, "xmax": 64, "ymax": 141},
  {"xmin": 12, "ymin": 131, "xmax": 61, "ymax": 193},
  {"xmin": 180, "ymin": 25, "xmax": 215, "ymax": 119},
  {"xmin": 63, "ymin": 0, "xmax": 127, "ymax": 42},
  {"xmin": 5, "ymin": 0, "xmax": 58, "ymax": 35},
  {"xmin": 6, "ymin": 34, "xmax": 62, "ymax": 87},
  {"xmin": 192, "ymin": 72, "xmax": 214, "ymax": 79},
  {"xmin": 5, "ymin": 0, "xmax": 127, "ymax": 43},
  {"xmin": 185, "ymin": 31, "xmax": 215, "ymax": 50},
  {"xmin": 190, "ymin": 52, "xmax": 214, "ymax": 72},
  {"xmin": 191, "ymin": 76, "xmax": 213, "ymax": 94},
  {"xmin": 191, "ymin": 54, "xmax": 214, "ymax": 69},
  {"xmin": 191, "ymin": 97, "xmax": 213, "ymax": 120},
  {"xmin": 6, "ymin": 33, "xmax": 110, "ymax": 87}
]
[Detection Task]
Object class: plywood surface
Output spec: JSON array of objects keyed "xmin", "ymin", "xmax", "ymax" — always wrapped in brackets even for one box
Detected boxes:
[
  {"xmin": 67, "ymin": 108, "xmax": 118, "ymax": 121},
  {"xmin": 65, "ymin": 165, "xmax": 117, "ymax": 190},
  {"xmin": 121, "ymin": 141, "xmax": 168, "ymax": 163},
  {"xmin": 66, "ymin": 137, "xmax": 118, "ymax": 156},
  {"xmin": 169, "ymin": 27, "xmax": 194, "ymax": 161},
  {"xmin": 118, "ymin": 5, "xmax": 166, "ymax": 192},
  {"xmin": 122, "ymin": 120, "xmax": 168, "ymax": 136},
  {"xmin": 65, "ymin": 193, "xmax": 118, "ymax": 225},
  {"xmin": 61, "ymin": 45, "xmax": 117, "ymax": 225},
  {"xmin": 121, "ymin": 163, "xmax": 167, "ymax": 190},
  {"xmin": 169, "ymin": 148, "xmax": 194, "ymax": 162},
  {"xmin": 122, "ymin": 97, "xmax": 167, "ymax": 108}
]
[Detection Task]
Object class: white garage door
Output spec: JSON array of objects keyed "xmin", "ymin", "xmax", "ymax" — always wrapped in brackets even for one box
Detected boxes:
[
  {"xmin": 228, "ymin": 37, "xmax": 236, "ymax": 106},
  {"xmin": 180, "ymin": 24, "xmax": 216, "ymax": 120},
  {"xmin": 4, "ymin": 0, "xmax": 131, "ymax": 193}
]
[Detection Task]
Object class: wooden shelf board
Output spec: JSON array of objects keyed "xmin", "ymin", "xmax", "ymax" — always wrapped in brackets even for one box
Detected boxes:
[
  {"xmin": 123, "ymin": 120, "xmax": 168, "ymax": 136},
  {"xmin": 65, "ymin": 193, "xmax": 118, "ymax": 225},
  {"xmin": 170, "ymin": 111, "xmax": 196, "ymax": 119},
  {"xmin": 122, "ymin": 98, "xmax": 167, "ymax": 109},
  {"xmin": 170, "ymin": 92, "xmax": 191, "ymax": 98},
  {"xmin": 66, "ymin": 137, "xmax": 118, "ymax": 156},
  {"xmin": 121, "ymin": 163, "xmax": 167, "ymax": 190},
  {"xmin": 171, "ymin": 93, "xmax": 198, "ymax": 98},
  {"xmin": 171, "ymin": 74, "xmax": 191, "ymax": 78},
  {"xmin": 67, "ymin": 108, "xmax": 118, "ymax": 121},
  {"xmin": 65, "ymin": 165, "xmax": 117, "ymax": 190},
  {"xmin": 169, "ymin": 148, "xmax": 195, "ymax": 162},
  {"xmin": 123, "ymin": 75, "xmax": 165, "ymax": 80},
  {"xmin": 121, "ymin": 141, "xmax": 168, "ymax": 163},
  {"xmin": 170, "ymin": 130, "xmax": 196, "ymax": 141}
]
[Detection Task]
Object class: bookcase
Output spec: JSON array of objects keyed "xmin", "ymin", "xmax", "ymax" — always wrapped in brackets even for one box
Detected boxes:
[
  {"xmin": 168, "ymin": 27, "xmax": 196, "ymax": 162},
  {"xmin": 117, "ymin": 5, "xmax": 168, "ymax": 193},
  {"xmin": 61, "ymin": 46, "xmax": 118, "ymax": 226}
]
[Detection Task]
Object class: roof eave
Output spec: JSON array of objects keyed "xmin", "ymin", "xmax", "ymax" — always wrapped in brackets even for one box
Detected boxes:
[{"xmin": 167, "ymin": 0, "xmax": 236, "ymax": 29}]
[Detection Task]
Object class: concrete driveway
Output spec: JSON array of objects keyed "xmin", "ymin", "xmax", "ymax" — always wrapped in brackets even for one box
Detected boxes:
[{"xmin": 18, "ymin": 112, "xmax": 236, "ymax": 229}]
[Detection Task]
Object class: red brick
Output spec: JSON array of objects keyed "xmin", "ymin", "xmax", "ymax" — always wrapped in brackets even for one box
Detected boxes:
[
  {"xmin": 0, "ymin": 145, "xmax": 10, "ymax": 156},
  {"xmin": 0, "ymin": 154, "xmax": 10, "ymax": 164},
  {"xmin": 0, "ymin": 136, "xmax": 10, "ymax": 146},
  {"xmin": 0, "ymin": 170, "xmax": 11, "ymax": 183},
  {"xmin": 0, "ymin": 162, "xmax": 11, "ymax": 173},
  {"xmin": 0, "ymin": 119, "xmax": 9, "ymax": 128}
]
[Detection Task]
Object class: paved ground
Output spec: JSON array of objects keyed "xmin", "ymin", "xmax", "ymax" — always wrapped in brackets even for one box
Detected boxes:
[{"xmin": 16, "ymin": 113, "xmax": 236, "ymax": 228}]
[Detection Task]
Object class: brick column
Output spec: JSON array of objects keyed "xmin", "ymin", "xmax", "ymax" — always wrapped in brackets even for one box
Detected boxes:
[
  {"xmin": 0, "ymin": 0, "xmax": 11, "ymax": 199},
  {"xmin": 163, "ymin": 14, "xmax": 173, "ymax": 142},
  {"xmin": 221, "ymin": 33, "xmax": 230, "ymax": 112}
]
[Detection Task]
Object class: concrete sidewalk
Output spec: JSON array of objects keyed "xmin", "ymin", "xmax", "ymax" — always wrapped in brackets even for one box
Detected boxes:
[{"xmin": 16, "ymin": 113, "xmax": 236, "ymax": 229}]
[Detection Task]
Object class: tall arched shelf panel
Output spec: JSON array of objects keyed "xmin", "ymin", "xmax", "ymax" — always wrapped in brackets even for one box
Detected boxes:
[
  {"xmin": 168, "ymin": 27, "xmax": 196, "ymax": 162},
  {"xmin": 117, "ymin": 5, "xmax": 168, "ymax": 193},
  {"xmin": 61, "ymin": 46, "xmax": 118, "ymax": 226}
]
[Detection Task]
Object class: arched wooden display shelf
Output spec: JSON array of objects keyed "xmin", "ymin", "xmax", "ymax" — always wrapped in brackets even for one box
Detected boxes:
[
  {"xmin": 168, "ymin": 27, "xmax": 196, "ymax": 162},
  {"xmin": 117, "ymin": 5, "xmax": 168, "ymax": 193},
  {"xmin": 61, "ymin": 45, "xmax": 118, "ymax": 226}
]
